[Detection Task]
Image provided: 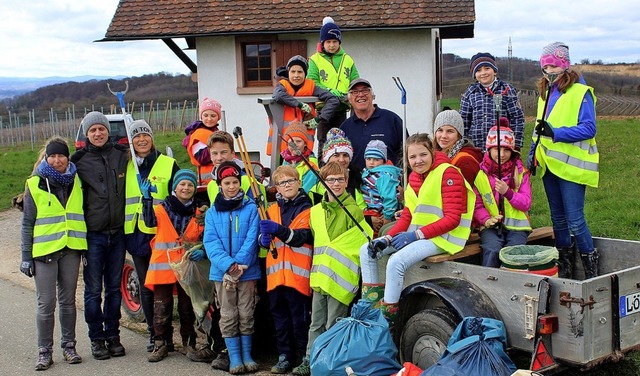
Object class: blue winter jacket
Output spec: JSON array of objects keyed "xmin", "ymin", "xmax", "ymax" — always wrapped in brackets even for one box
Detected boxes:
[{"xmin": 203, "ymin": 196, "xmax": 261, "ymax": 282}]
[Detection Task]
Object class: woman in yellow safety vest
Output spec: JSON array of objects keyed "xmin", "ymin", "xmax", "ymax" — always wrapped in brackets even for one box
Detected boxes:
[
  {"xmin": 527, "ymin": 42, "xmax": 599, "ymax": 279},
  {"xmin": 20, "ymin": 137, "xmax": 86, "ymax": 370},
  {"xmin": 360, "ymin": 133, "xmax": 474, "ymax": 328}
]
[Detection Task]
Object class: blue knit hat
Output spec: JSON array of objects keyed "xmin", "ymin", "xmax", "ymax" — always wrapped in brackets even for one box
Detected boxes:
[
  {"xmin": 320, "ymin": 16, "xmax": 342, "ymax": 44},
  {"xmin": 172, "ymin": 169, "xmax": 198, "ymax": 192},
  {"xmin": 364, "ymin": 140, "xmax": 387, "ymax": 161}
]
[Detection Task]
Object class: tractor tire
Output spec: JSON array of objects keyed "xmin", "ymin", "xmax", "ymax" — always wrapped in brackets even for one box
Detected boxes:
[
  {"xmin": 399, "ymin": 307, "xmax": 460, "ymax": 370},
  {"xmin": 120, "ymin": 258, "xmax": 145, "ymax": 322}
]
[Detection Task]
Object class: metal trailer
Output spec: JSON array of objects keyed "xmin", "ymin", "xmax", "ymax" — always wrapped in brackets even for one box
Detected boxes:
[{"xmin": 381, "ymin": 235, "xmax": 640, "ymax": 373}]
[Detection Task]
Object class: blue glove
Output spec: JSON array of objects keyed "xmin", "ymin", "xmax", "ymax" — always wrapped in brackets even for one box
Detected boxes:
[
  {"xmin": 391, "ymin": 231, "xmax": 419, "ymax": 251},
  {"xmin": 259, "ymin": 233, "xmax": 272, "ymax": 248},
  {"xmin": 140, "ymin": 178, "xmax": 152, "ymax": 199},
  {"xmin": 535, "ymin": 120, "xmax": 554, "ymax": 138},
  {"xmin": 20, "ymin": 260, "xmax": 35, "ymax": 278},
  {"xmin": 367, "ymin": 237, "xmax": 390, "ymax": 259},
  {"xmin": 527, "ymin": 153, "xmax": 535, "ymax": 171},
  {"xmin": 189, "ymin": 249, "xmax": 205, "ymax": 261},
  {"xmin": 259, "ymin": 220, "xmax": 281, "ymax": 235}
]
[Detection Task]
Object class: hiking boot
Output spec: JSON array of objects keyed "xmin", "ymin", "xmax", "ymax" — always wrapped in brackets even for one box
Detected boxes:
[
  {"xmin": 106, "ymin": 337, "xmax": 126, "ymax": 357},
  {"xmin": 291, "ymin": 355, "xmax": 310, "ymax": 376},
  {"xmin": 148, "ymin": 340, "xmax": 168, "ymax": 362},
  {"xmin": 90, "ymin": 340, "xmax": 110, "ymax": 360},
  {"xmin": 62, "ymin": 342, "xmax": 82, "ymax": 364},
  {"xmin": 187, "ymin": 346, "xmax": 216, "ymax": 363},
  {"xmin": 35, "ymin": 347, "xmax": 53, "ymax": 371},
  {"xmin": 271, "ymin": 354, "xmax": 292, "ymax": 374},
  {"xmin": 210, "ymin": 350, "xmax": 230, "ymax": 371}
]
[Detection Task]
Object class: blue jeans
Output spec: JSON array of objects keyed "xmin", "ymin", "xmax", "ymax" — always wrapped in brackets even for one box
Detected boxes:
[
  {"xmin": 83, "ymin": 230, "xmax": 126, "ymax": 341},
  {"xmin": 542, "ymin": 171, "xmax": 594, "ymax": 254},
  {"xmin": 480, "ymin": 228, "xmax": 530, "ymax": 267},
  {"xmin": 360, "ymin": 239, "xmax": 443, "ymax": 304}
]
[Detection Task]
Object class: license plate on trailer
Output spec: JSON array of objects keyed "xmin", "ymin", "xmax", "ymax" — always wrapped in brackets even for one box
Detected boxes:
[{"xmin": 620, "ymin": 292, "xmax": 640, "ymax": 317}]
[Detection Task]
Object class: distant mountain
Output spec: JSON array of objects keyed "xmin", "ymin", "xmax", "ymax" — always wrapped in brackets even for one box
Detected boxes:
[{"xmin": 0, "ymin": 75, "xmax": 127, "ymax": 99}]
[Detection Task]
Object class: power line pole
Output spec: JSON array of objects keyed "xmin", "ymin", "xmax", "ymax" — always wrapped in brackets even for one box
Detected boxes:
[{"xmin": 508, "ymin": 37, "xmax": 513, "ymax": 82}]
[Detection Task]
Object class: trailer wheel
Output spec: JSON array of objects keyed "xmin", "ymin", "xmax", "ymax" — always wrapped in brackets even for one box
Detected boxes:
[
  {"xmin": 399, "ymin": 307, "xmax": 460, "ymax": 370},
  {"xmin": 120, "ymin": 258, "xmax": 145, "ymax": 322}
]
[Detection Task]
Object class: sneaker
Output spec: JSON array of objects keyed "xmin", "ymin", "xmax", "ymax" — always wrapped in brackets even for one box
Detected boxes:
[
  {"xmin": 187, "ymin": 346, "xmax": 216, "ymax": 363},
  {"xmin": 271, "ymin": 354, "xmax": 291, "ymax": 374},
  {"xmin": 91, "ymin": 340, "xmax": 111, "ymax": 360},
  {"xmin": 148, "ymin": 340, "xmax": 168, "ymax": 362},
  {"xmin": 35, "ymin": 347, "xmax": 53, "ymax": 371},
  {"xmin": 106, "ymin": 337, "xmax": 126, "ymax": 357},
  {"xmin": 291, "ymin": 355, "xmax": 310, "ymax": 376},
  {"xmin": 210, "ymin": 350, "xmax": 230, "ymax": 371},
  {"xmin": 62, "ymin": 343, "xmax": 82, "ymax": 364}
]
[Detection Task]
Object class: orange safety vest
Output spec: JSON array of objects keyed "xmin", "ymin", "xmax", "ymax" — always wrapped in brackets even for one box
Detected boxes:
[
  {"xmin": 187, "ymin": 127, "xmax": 215, "ymax": 185},
  {"xmin": 145, "ymin": 204, "xmax": 204, "ymax": 289},
  {"xmin": 265, "ymin": 204, "xmax": 313, "ymax": 296},
  {"xmin": 266, "ymin": 79, "xmax": 317, "ymax": 156}
]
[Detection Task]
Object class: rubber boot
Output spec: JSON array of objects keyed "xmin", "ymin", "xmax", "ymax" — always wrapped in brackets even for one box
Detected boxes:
[
  {"xmin": 380, "ymin": 301, "xmax": 399, "ymax": 332},
  {"xmin": 580, "ymin": 250, "xmax": 599, "ymax": 280},
  {"xmin": 224, "ymin": 337, "xmax": 245, "ymax": 375},
  {"xmin": 362, "ymin": 283, "xmax": 385, "ymax": 308},
  {"xmin": 240, "ymin": 335, "xmax": 259, "ymax": 372},
  {"xmin": 557, "ymin": 244, "xmax": 575, "ymax": 279}
]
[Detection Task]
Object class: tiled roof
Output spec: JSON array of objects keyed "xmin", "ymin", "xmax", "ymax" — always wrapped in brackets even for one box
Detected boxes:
[{"xmin": 104, "ymin": 0, "xmax": 474, "ymax": 40}]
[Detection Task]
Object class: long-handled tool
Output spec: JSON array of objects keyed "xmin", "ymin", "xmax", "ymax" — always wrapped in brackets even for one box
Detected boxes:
[
  {"xmin": 531, "ymin": 74, "xmax": 557, "ymax": 176},
  {"xmin": 279, "ymin": 134, "xmax": 372, "ymax": 243},
  {"xmin": 493, "ymin": 93, "xmax": 505, "ymax": 235},
  {"xmin": 392, "ymin": 77, "xmax": 408, "ymax": 188},
  {"xmin": 232, "ymin": 126, "xmax": 276, "ymax": 258}
]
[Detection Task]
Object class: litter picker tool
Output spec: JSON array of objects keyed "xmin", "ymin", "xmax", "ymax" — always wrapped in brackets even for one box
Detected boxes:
[
  {"xmin": 531, "ymin": 74, "xmax": 557, "ymax": 176},
  {"xmin": 232, "ymin": 126, "xmax": 277, "ymax": 259},
  {"xmin": 279, "ymin": 134, "xmax": 372, "ymax": 243},
  {"xmin": 392, "ymin": 77, "xmax": 408, "ymax": 188},
  {"xmin": 493, "ymin": 93, "xmax": 505, "ymax": 235}
]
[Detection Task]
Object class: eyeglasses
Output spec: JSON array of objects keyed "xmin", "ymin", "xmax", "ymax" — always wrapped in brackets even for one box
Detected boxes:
[
  {"xmin": 275, "ymin": 178, "xmax": 298, "ymax": 187},
  {"xmin": 325, "ymin": 177, "xmax": 346, "ymax": 184},
  {"xmin": 348, "ymin": 88, "xmax": 371, "ymax": 96}
]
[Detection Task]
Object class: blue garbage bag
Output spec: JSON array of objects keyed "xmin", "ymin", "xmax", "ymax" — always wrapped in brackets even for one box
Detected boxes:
[
  {"xmin": 420, "ymin": 317, "xmax": 516, "ymax": 376},
  {"xmin": 310, "ymin": 299, "xmax": 402, "ymax": 376}
]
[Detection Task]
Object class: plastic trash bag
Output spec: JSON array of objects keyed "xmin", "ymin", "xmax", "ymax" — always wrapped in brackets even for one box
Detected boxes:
[
  {"xmin": 310, "ymin": 299, "xmax": 402, "ymax": 376},
  {"xmin": 168, "ymin": 244, "xmax": 215, "ymax": 332},
  {"xmin": 421, "ymin": 317, "xmax": 516, "ymax": 376},
  {"xmin": 499, "ymin": 245, "xmax": 558, "ymax": 270}
]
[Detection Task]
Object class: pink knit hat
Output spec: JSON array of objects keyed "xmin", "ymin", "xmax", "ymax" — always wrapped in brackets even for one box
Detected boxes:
[{"xmin": 199, "ymin": 98, "xmax": 222, "ymax": 120}]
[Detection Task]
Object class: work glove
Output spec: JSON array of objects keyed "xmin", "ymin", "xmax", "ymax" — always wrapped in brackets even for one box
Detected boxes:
[
  {"xmin": 189, "ymin": 249, "xmax": 206, "ymax": 261},
  {"xmin": 139, "ymin": 178, "xmax": 152, "ymax": 199},
  {"xmin": 484, "ymin": 215, "xmax": 504, "ymax": 228},
  {"xmin": 303, "ymin": 117, "xmax": 320, "ymax": 129},
  {"xmin": 20, "ymin": 260, "xmax": 35, "ymax": 278},
  {"xmin": 259, "ymin": 219, "xmax": 281, "ymax": 235},
  {"xmin": 367, "ymin": 236, "xmax": 391, "ymax": 260},
  {"xmin": 223, "ymin": 273, "xmax": 239, "ymax": 291},
  {"xmin": 298, "ymin": 102, "xmax": 313, "ymax": 115},
  {"xmin": 526, "ymin": 152, "xmax": 535, "ymax": 171},
  {"xmin": 259, "ymin": 233, "xmax": 272, "ymax": 248},
  {"xmin": 535, "ymin": 120, "xmax": 555, "ymax": 138},
  {"xmin": 391, "ymin": 231, "xmax": 420, "ymax": 251},
  {"xmin": 195, "ymin": 205, "xmax": 208, "ymax": 226}
]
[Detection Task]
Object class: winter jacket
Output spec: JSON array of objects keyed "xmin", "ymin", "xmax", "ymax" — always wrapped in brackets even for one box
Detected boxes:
[
  {"xmin": 361, "ymin": 162, "xmax": 402, "ymax": 220},
  {"xmin": 70, "ymin": 141, "xmax": 128, "ymax": 233},
  {"xmin": 203, "ymin": 195, "xmax": 260, "ymax": 282},
  {"xmin": 311, "ymin": 190, "xmax": 364, "ymax": 241},
  {"xmin": 450, "ymin": 142, "xmax": 483, "ymax": 185}
]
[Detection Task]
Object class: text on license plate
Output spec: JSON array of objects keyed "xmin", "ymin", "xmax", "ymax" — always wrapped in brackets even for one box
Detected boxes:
[{"xmin": 620, "ymin": 292, "xmax": 640, "ymax": 317}]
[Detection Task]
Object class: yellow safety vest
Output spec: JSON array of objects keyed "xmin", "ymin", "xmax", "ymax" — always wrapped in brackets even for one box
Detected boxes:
[
  {"xmin": 405, "ymin": 164, "xmax": 474, "ymax": 254},
  {"xmin": 309, "ymin": 182, "xmax": 367, "ymax": 210},
  {"xmin": 26, "ymin": 175, "xmax": 87, "ymax": 257},
  {"xmin": 534, "ymin": 83, "xmax": 599, "ymax": 187},
  {"xmin": 309, "ymin": 52, "xmax": 355, "ymax": 94},
  {"xmin": 474, "ymin": 170, "xmax": 532, "ymax": 231},
  {"xmin": 309, "ymin": 204, "xmax": 373, "ymax": 305},
  {"xmin": 124, "ymin": 154, "xmax": 174, "ymax": 235}
]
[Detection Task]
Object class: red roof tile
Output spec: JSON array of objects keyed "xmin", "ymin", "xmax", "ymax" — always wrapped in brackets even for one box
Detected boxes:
[{"xmin": 104, "ymin": 0, "xmax": 474, "ymax": 40}]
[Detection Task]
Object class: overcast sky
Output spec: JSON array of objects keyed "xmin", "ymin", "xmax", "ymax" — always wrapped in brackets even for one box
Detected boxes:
[{"xmin": 1, "ymin": 0, "xmax": 638, "ymax": 79}]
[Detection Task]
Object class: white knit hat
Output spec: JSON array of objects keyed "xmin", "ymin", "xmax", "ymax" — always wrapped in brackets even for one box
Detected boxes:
[{"xmin": 433, "ymin": 110, "xmax": 464, "ymax": 136}]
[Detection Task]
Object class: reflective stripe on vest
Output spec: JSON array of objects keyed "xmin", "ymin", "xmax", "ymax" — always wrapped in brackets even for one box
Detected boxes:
[
  {"xmin": 27, "ymin": 175, "xmax": 87, "ymax": 257},
  {"xmin": 404, "ymin": 164, "xmax": 474, "ymax": 254},
  {"xmin": 474, "ymin": 170, "xmax": 532, "ymax": 231},
  {"xmin": 309, "ymin": 52, "xmax": 355, "ymax": 93},
  {"xmin": 124, "ymin": 155, "xmax": 174, "ymax": 234},
  {"xmin": 533, "ymin": 83, "xmax": 599, "ymax": 187},
  {"xmin": 309, "ymin": 204, "xmax": 372, "ymax": 305}
]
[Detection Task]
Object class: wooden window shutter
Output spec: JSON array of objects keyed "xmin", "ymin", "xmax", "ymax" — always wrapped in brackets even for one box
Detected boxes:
[{"xmin": 273, "ymin": 40, "xmax": 308, "ymax": 70}]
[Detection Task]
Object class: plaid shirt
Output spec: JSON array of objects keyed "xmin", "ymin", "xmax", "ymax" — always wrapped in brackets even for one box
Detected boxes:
[{"xmin": 460, "ymin": 79, "xmax": 525, "ymax": 151}]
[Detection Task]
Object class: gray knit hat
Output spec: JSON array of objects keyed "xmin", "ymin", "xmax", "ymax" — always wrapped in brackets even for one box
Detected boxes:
[
  {"xmin": 129, "ymin": 119, "xmax": 153, "ymax": 140},
  {"xmin": 81, "ymin": 111, "xmax": 110, "ymax": 136},
  {"xmin": 433, "ymin": 109, "xmax": 464, "ymax": 136}
]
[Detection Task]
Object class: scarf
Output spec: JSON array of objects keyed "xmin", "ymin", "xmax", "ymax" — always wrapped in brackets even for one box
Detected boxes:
[
  {"xmin": 447, "ymin": 139, "xmax": 466, "ymax": 160},
  {"xmin": 482, "ymin": 153, "xmax": 517, "ymax": 189},
  {"xmin": 214, "ymin": 190, "xmax": 245, "ymax": 212},
  {"xmin": 38, "ymin": 159, "xmax": 76, "ymax": 187},
  {"xmin": 281, "ymin": 147, "xmax": 312, "ymax": 164}
]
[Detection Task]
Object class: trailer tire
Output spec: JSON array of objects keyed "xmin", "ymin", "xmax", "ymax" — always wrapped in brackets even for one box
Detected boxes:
[
  {"xmin": 399, "ymin": 307, "xmax": 460, "ymax": 370},
  {"xmin": 120, "ymin": 258, "xmax": 145, "ymax": 322}
]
